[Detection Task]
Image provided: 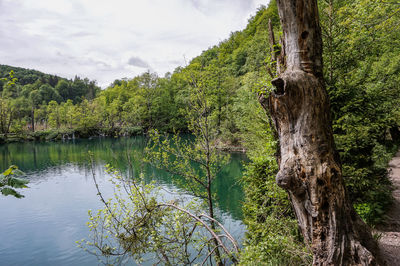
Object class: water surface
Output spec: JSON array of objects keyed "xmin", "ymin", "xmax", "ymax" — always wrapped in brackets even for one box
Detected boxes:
[{"xmin": 0, "ymin": 137, "xmax": 246, "ymax": 265}]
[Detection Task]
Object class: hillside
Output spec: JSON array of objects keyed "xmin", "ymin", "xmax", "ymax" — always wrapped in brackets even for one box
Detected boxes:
[
  {"xmin": 0, "ymin": 64, "xmax": 100, "ymax": 104},
  {"xmin": 0, "ymin": 64, "xmax": 64, "ymax": 87}
]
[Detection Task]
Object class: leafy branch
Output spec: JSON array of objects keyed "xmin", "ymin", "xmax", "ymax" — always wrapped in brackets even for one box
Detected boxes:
[{"xmin": 0, "ymin": 165, "xmax": 29, "ymax": 198}]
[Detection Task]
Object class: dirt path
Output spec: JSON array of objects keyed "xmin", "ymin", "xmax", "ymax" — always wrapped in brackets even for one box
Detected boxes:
[{"xmin": 377, "ymin": 151, "xmax": 400, "ymax": 265}]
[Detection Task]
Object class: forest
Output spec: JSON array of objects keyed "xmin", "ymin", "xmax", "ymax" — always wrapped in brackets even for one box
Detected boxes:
[{"xmin": 1, "ymin": 0, "xmax": 400, "ymax": 264}]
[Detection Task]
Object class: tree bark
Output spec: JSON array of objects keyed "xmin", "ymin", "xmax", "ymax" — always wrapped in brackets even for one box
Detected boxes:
[
  {"xmin": 31, "ymin": 108, "xmax": 35, "ymax": 132},
  {"xmin": 259, "ymin": 0, "xmax": 383, "ymax": 265}
]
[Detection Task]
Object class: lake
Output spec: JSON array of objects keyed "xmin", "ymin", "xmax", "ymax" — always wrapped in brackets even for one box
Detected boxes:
[{"xmin": 0, "ymin": 137, "xmax": 247, "ymax": 265}]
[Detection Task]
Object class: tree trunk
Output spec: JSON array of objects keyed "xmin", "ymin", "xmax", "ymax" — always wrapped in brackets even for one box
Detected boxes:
[
  {"xmin": 31, "ymin": 108, "xmax": 35, "ymax": 132},
  {"xmin": 259, "ymin": 0, "xmax": 382, "ymax": 264}
]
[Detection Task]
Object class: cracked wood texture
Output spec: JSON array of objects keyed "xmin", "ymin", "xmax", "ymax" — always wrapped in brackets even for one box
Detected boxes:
[{"xmin": 260, "ymin": 0, "xmax": 383, "ymax": 265}]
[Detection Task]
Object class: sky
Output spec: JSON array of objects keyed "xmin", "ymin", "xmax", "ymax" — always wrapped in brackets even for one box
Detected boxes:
[{"xmin": 0, "ymin": 0, "xmax": 267, "ymax": 87}]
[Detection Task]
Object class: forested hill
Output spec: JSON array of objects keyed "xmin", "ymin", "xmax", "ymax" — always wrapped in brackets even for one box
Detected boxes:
[
  {"xmin": 0, "ymin": 64, "xmax": 100, "ymax": 104},
  {"xmin": 0, "ymin": 64, "xmax": 64, "ymax": 87}
]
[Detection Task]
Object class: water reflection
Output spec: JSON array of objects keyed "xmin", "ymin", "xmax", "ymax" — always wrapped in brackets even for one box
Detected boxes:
[{"xmin": 0, "ymin": 137, "xmax": 247, "ymax": 265}]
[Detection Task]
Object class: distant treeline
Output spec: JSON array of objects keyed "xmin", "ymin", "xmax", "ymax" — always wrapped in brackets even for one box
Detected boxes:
[{"xmin": 0, "ymin": 64, "xmax": 100, "ymax": 103}]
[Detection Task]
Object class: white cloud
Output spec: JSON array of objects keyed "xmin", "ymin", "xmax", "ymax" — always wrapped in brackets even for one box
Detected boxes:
[{"xmin": 0, "ymin": 0, "xmax": 269, "ymax": 87}]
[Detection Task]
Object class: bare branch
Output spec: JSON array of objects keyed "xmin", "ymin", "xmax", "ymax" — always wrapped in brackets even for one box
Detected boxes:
[{"xmin": 160, "ymin": 203, "xmax": 238, "ymax": 263}]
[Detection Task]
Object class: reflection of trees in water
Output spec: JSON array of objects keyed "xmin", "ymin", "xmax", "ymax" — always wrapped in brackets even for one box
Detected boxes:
[{"xmin": 0, "ymin": 136, "xmax": 245, "ymax": 220}]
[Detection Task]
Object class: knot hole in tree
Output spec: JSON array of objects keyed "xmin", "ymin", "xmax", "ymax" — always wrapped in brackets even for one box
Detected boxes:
[
  {"xmin": 271, "ymin": 77, "xmax": 285, "ymax": 96},
  {"xmin": 301, "ymin": 31, "xmax": 309, "ymax": 40}
]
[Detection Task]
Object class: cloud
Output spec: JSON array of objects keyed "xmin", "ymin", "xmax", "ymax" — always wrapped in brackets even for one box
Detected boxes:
[
  {"xmin": 188, "ymin": 0, "xmax": 265, "ymax": 16},
  {"xmin": 128, "ymin": 56, "xmax": 151, "ymax": 69},
  {"xmin": 0, "ymin": 0, "xmax": 270, "ymax": 88},
  {"xmin": 68, "ymin": 31, "xmax": 94, "ymax": 38}
]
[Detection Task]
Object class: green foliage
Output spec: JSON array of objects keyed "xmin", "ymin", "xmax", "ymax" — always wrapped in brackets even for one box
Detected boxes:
[
  {"xmin": 0, "ymin": 65, "xmax": 100, "ymax": 135},
  {"xmin": 80, "ymin": 158, "xmax": 239, "ymax": 264},
  {"xmin": 0, "ymin": 65, "xmax": 58, "ymax": 86},
  {"xmin": 81, "ymin": 68, "xmax": 243, "ymax": 264},
  {"xmin": 239, "ymin": 116, "xmax": 312, "ymax": 265},
  {"xmin": 78, "ymin": 166, "xmax": 198, "ymax": 265},
  {"xmin": 354, "ymin": 202, "xmax": 386, "ymax": 225},
  {"xmin": 320, "ymin": 0, "xmax": 400, "ymax": 224},
  {"xmin": 145, "ymin": 130, "xmax": 229, "ymax": 199},
  {"xmin": 241, "ymin": 157, "xmax": 312, "ymax": 265},
  {"xmin": 144, "ymin": 73, "xmax": 238, "ymax": 264},
  {"xmin": 0, "ymin": 97, "xmax": 14, "ymax": 134},
  {"xmin": 119, "ymin": 126, "xmax": 144, "ymax": 136},
  {"xmin": 0, "ymin": 165, "xmax": 28, "ymax": 198},
  {"xmin": 0, "ymin": 65, "xmax": 99, "ymax": 103}
]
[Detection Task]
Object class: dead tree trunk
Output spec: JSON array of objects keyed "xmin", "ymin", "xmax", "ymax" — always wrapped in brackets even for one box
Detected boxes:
[{"xmin": 259, "ymin": 0, "xmax": 382, "ymax": 265}]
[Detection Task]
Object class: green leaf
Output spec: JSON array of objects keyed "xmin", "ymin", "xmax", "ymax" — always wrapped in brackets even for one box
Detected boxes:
[
  {"xmin": 12, "ymin": 169, "xmax": 25, "ymax": 176},
  {"xmin": 3, "ymin": 165, "xmax": 18, "ymax": 176},
  {"xmin": 7, "ymin": 177, "xmax": 29, "ymax": 188},
  {"xmin": 3, "ymin": 168, "xmax": 13, "ymax": 176},
  {"xmin": 1, "ymin": 188, "xmax": 24, "ymax": 198}
]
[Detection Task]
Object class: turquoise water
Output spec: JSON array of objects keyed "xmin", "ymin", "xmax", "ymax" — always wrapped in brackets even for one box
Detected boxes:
[{"xmin": 0, "ymin": 137, "xmax": 246, "ymax": 265}]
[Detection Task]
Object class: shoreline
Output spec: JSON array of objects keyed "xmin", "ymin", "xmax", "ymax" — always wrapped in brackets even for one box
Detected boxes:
[
  {"xmin": 0, "ymin": 126, "xmax": 144, "ymax": 144},
  {"xmin": 0, "ymin": 129, "xmax": 247, "ymax": 153}
]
